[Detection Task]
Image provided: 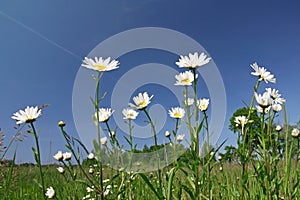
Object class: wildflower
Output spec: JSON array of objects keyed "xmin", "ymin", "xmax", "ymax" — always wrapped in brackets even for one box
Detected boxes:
[
  {"xmin": 250, "ymin": 62, "xmax": 276, "ymax": 83},
  {"xmin": 185, "ymin": 98, "xmax": 194, "ymax": 106},
  {"xmin": 89, "ymin": 167, "xmax": 94, "ymax": 174},
  {"xmin": 63, "ymin": 152, "xmax": 72, "ymax": 161},
  {"xmin": 95, "ymin": 108, "xmax": 114, "ymax": 123},
  {"xmin": 81, "ymin": 57, "xmax": 119, "ymax": 72},
  {"xmin": 176, "ymin": 134, "xmax": 185, "ymax": 142},
  {"xmin": 12, "ymin": 106, "xmax": 42, "ymax": 124},
  {"xmin": 103, "ymin": 179, "xmax": 110, "ymax": 183},
  {"xmin": 58, "ymin": 121, "xmax": 66, "ymax": 127},
  {"xmin": 275, "ymin": 125, "xmax": 282, "ymax": 132},
  {"xmin": 122, "ymin": 108, "xmax": 139, "ymax": 120},
  {"xmin": 57, "ymin": 167, "xmax": 64, "ymax": 174},
  {"xmin": 103, "ymin": 188, "xmax": 110, "ymax": 197},
  {"xmin": 88, "ymin": 153, "xmax": 95, "ymax": 160},
  {"xmin": 255, "ymin": 92, "xmax": 272, "ymax": 108},
  {"xmin": 256, "ymin": 105, "xmax": 270, "ymax": 114},
  {"xmin": 266, "ymin": 88, "xmax": 286, "ymax": 105},
  {"xmin": 218, "ymin": 155, "xmax": 222, "ymax": 161},
  {"xmin": 109, "ymin": 131, "xmax": 115, "ymax": 137},
  {"xmin": 272, "ymin": 104, "xmax": 282, "ymax": 112},
  {"xmin": 101, "ymin": 136, "xmax": 107, "ymax": 145},
  {"xmin": 129, "ymin": 92, "xmax": 153, "ymax": 110},
  {"xmin": 86, "ymin": 186, "xmax": 94, "ymax": 193},
  {"xmin": 53, "ymin": 151, "xmax": 63, "ymax": 161},
  {"xmin": 291, "ymin": 128, "xmax": 300, "ymax": 138},
  {"xmin": 219, "ymin": 166, "xmax": 223, "ymax": 171},
  {"xmin": 45, "ymin": 187, "xmax": 55, "ymax": 199},
  {"xmin": 197, "ymin": 98, "xmax": 209, "ymax": 112},
  {"xmin": 210, "ymin": 151, "xmax": 215, "ymax": 156},
  {"xmin": 176, "ymin": 52, "xmax": 211, "ymax": 69},
  {"xmin": 174, "ymin": 70, "xmax": 198, "ymax": 86},
  {"xmin": 168, "ymin": 107, "xmax": 185, "ymax": 119},
  {"xmin": 165, "ymin": 131, "xmax": 171, "ymax": 137},
  {"xmin": 234, "ymin": 116, "xmax": 248, "ymax": 127}
]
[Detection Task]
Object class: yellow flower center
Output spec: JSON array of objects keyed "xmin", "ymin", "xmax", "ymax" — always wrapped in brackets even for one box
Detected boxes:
[
  {"xmin": 181, "ymin": 78, "xmax": 191, "ymax": 83},
  {"xmin": 94, "ymin": 64, "xmax": 106, "ymax": 71},
  {"xmin": 138, "ymin": 101, "xmax": 147, "ymax": 107},
  {"xmin": 174, "ymin": 113, "xmax": 182, "ymax": 118}
]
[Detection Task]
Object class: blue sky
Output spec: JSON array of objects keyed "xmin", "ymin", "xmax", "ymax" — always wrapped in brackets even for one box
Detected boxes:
[{"xmin": 1, "ymin": 0, "xmax": 300, "ymax": 164}]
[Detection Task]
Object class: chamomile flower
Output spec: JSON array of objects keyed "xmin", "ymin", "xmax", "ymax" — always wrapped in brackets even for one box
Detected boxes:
[
  {"xmin": 272, "ymin": 104, "xmax": 282, "ymax": 112},
  {"xmin": 275, "ymin": 125, "xmax": 282, "ymax": 132},
  {"xmin": 12, "ymin": 106, "xmax": 41, "ymax": 124},
  {"xmin": 165, "ymin": 131, "xmax": 171, "ymax": 137},
  {"xmin": 122, "ymin": 108, "xmax": 139, "ymax": 120},
  {"xmin": 265, "ymin": 88, "xmax": 286, "ymax": 105},
  {"xmin": 176, "ymin": 52, "xmax": 211, "ymax": 69},
  {"xmin": 250, "ymin": 62, "xmax": 276, "ymax": 83},
  {"xmin": 168, "ymin": 107, "xmax": 185, "ymax": 119},
  {"xmin": 197, "ymin": 98, "xmax": 210, "ymax": 112},
  {"xmin": 176, "ymin": 134, "xmax": 185, "ymax": 142},
  {"xmin": 88, "ymin": 153, "xmax": 95, "ymax": 160},
  {"xmin": 63, "ymin": 152, "xmax": 72, "ymax": 161},
  {"xmin": 256, "ymin": 105, "xmax": 270, "ymax": 114},
  {"xmin": 57, "ymin": 167, "xmax": 64, "ymax": 174},
  {"xmin": 45, "ymin": 187, "xmax": 55, "ymax": 199},
  {"xmin": 255, "ymin": 92, "xmax": 272, "ymax": 108},
  {"xmin": 291, "ymin": 128, "xmax": 300, "ymax": 138},
  {"xmin": 101, "ymin": 136, "xmax": 108, "ymax": 145},
  {"xmin": 129, "ymin": 92, "xmax": 153, "ymax": 110},
  {"xmin": 82, "ymin": 57, "xmax": 119, "ymax": 72},
  {"xmin": 95, "ymin": 108, "xmax": 114, "ymax": 123},
  {"xmin": 53, "ymin": 151, "xmax": 63, "ymax": 161},
  {"xmin": 174, "ymin": 70, "xmax": 197, "ymax": 86},
  {"xmin": 234, "ymin": 116, "xmax": 248, "ymax": 127},
  {"xmin": 185, "ymin": 98, "xmax": 194, "ymax": 106}
]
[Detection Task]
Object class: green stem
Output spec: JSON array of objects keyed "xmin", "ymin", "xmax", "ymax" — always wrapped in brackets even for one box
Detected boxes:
[{"xmin": 30, "ymin": 122, "xmax": 45, "ymax": 198}]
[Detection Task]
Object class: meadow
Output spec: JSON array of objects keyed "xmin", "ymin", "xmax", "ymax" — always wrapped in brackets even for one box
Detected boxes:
[{"xmin": 1, "ymin": 52, "xmax": 300, "ymax": 199}]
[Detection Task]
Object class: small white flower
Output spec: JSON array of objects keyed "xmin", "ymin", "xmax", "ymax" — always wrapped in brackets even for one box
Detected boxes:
[
  {"xmin": 89, "ymin": 167, "xmax": 94, "ymax": 174},
  {"xmin": 176, "ymin": 52, "xmax": 211, "ymax": 69},
  {"xmin": 165, "ymin": 131, "xmax": 171, "ymax": 137},
  {"xmin": 103, "ymin": 179, "xmax": 110, "ymax": 183},
  {"xmin": 219, "ymin": 166, "xmax": 223, "ymax": 171},
  {"xmin": 57, "ymin": 167, "xmax": 64, "ymax": 174},
  {"xmin": 109, "ymin": 131, "xmax": 116, "ymax": 137},
  {"xmin": 185, "ymin": 98, "xmax": 194, "ymax": 106},
  {"xmin": 88, "ymin": 153, "xmax": 95, "ymax": 160},
  {"xmin": 255, "ymin": 92, "xmax": 272, "ymax": 108},
  {"xmin": 291, "ymin": 128, "xmax": 300, "ymax": 138},
  {"xmin": 256, "ymin": 105, "xmax": 270, "ymax": 114},
  {"xmin": 176, "ymin": 134, "xmax": 185, "ymax": 142},
  {"xmin": 101, "ymin": 136, "xmax": 108, "ymax": 145},
  {"xmin": 86, "ymin": 186, "xmax": 94, "ymax": 193},
  {"xmin": 81, "ymin": 57, "xmax": 119, "ymax": 72},
  {"xmin": 250, "ymin": 62, "xmax": 276, "ymax": 83},
  {"xmin": 63, "ymin": 152, "xmax": 72, "ymax": 161},
  {"xmin": 45, "ymin": 187, "xmax": 55, "ymax": 199},
  {"xmin": 122, "ymin": 108, "xmax": 139, "ymax": 120},
  {"xmin": 174, "ymin": 70, "xmax": 197, "ymax": 86},
  {"xmin": 12, "ymin": 106, "xmax": 42, "ymax": 124},
  {"xmin": 53, "ymin": 151, "xmax": 63, "ymax": 161},
  {"xmin": 218, "ymin": 155, "xmax": 222, "ymax": 161},
  {"xmin": 266, "ymin": 88, "xmax": 286, "ymax": 105},
  {"xmin": 234, "ymin": 116, "xmax": 248, "ymax": 127},
  {"xmin": 197, "ymin": 98, "xmax": 209, "ymax": 112},
  {"xmin": 95, "ymin": 108, "xmax": 114, "ymax": 123},
  {"xmin": 129, "ymin": 92, "xmax": 153, "ymax": 110},
  {"xmin": 272, "ymin": 104, "xmax": 282, "ymax": 112},
  {"xmin": 168, "ymin": 107, "xmax": 185, "ymax": 119},
  {"xmin": 275, "ymin": 125, "xmax": 282, "ymax": 132},
  {"xmin": 103, "ymin": 189, "xmax": 110, "ymax": 197}
]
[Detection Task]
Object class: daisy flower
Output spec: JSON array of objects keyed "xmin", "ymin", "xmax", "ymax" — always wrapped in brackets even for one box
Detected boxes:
[
  {"xmin": 291, "ymin": 128, "xmax": 300, "ymax": 138},
  {"xmin": 88, "ymin": 153, "xmax": 95, "ymax": 160},
  {"xmin": 176, "ymin": 52, "xmax": 211, "ymax": 69},
  {"xmin": 82, "ymin": 57, "xmax": 119, "ymax": 72},
  {"xmin": 63, "ymin": 152, "xmax": 72, "ymax": 161},
  {"xmin": 197, "ymin": 98, "xmax": 210, "ymax": 112},
  {"xmin": 250, "ymin": 62, "xmax": 276, "ymax": 83},
  {"xmin": 168, "ymin": 107, "xmax": 185, "ymax": 119},
  {"xmin": 45, "ymin": 187, "xmax": 55, "ymax": 199},
  {"xmin": 265, "ymin": 88, "xmax": 286, "ymax": 105},
  {"xmin": 122, "ymin": 108, "xmax": 139, "ymax": 120},
  {"xmin": 256, "ymin": 105, "xmax": 270, "ymax": 114},
  {"xmin": 95, "ymin": 108, "xmax": 114, "ymax": 123},
  {"xmin": 185, "ymin": 98, "xmax": 194, "ymax": 106},
  {"xmin": 101, "ymin": 136, "xmax": 108, "ymax": 145},
  {"xmin": 272, "ymin": 104, "xmax": 282, "ymax": 112},
  {"xmin": 255, "ymin": 92, "xmax": 272, "ymax": 108},
  {"xmin": 176, "ymin": 134, "xmax": 185, "ymax": 142},
  {"xmin": 129, "ymin": 92, "xmax": 153, "ymax": 110},
  {"xmin": 174, "ymin": 70, "xmax": 198, "ymax": 86},
  {"xmin": 53, "ymin": 151, "xmax": 63, "ymax": 161},
  {"xmin": 234, "ymin": 116, "xmax": 248, "ymax": 127},
  {"xmin": 275, "ymin": 125, "xmax": 282, "ymax": 132},
  {"xmin": 12, "ymin": 106, "xmax": 41, "ymax": 124},
  {"xmin": 57, "ymin": 167, "xmax": 64, "ymax": 174}
]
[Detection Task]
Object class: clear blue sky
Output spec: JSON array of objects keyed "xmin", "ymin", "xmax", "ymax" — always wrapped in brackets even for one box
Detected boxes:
[{"xmin": 1, "ymin": 0, "xmax": 300, "ymax": 164}]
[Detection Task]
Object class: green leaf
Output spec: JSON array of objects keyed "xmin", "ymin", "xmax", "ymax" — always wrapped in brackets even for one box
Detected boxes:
[
  {"xmin": 138, "ymin": 173, "xmax": 163, "ymax": 200},
  {"xmin": 167, "ymin": 167, "xmax": 177, "ymax": 200}
]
